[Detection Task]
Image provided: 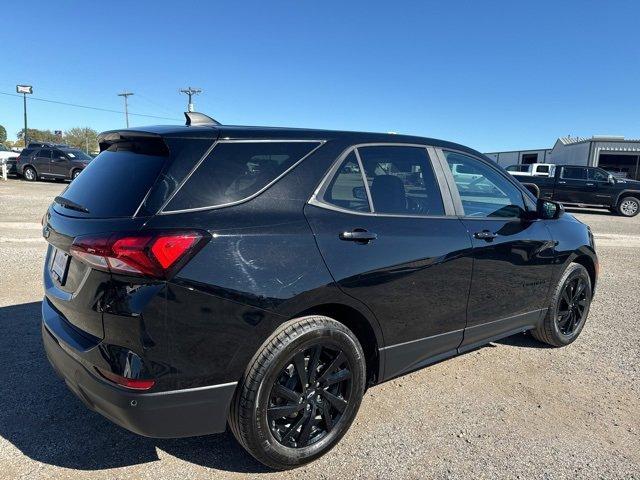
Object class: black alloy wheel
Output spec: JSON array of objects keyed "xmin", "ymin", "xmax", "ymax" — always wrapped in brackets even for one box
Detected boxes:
[
  {"xmin": 268, "ymin": 345, "xmax": 352, "ymax": 448},
  {"xmin": 229, "ymin": 315, "xmax": 366, "ymax": 470},
  {"xmin": 556, "ymin": 276, "xmax": 588, "ymax": 335},
  {"xmin": 531, "ymin": 262, "xmax": 592, "ymax": 347}
]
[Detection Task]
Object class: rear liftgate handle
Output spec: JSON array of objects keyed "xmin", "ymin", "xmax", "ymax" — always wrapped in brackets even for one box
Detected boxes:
[
  {"xmin": 339, "ymin": 228, "xmax": 377, "ymax": 244},
  {"xmin": 473, "ymin": 230, "xmax": 498, "ymax": 242}
]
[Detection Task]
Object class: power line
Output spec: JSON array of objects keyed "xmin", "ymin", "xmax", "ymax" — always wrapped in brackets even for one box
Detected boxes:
[{"xmin": 0, "ymin": 91, "xmax": 181, "ymax": 121}]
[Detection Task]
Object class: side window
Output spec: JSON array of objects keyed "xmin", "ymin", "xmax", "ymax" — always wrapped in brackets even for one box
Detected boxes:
[
  {"xmin": 357, "ymin": 146, "xmax": 445, "ymax": 216},
  {"xmin": 52, "ymin": 149, "xmax": 65, "ymax": 159},
  {"xmin": 322, "ymin": 151, "xmax": 370, "ymax": 212},
  {"xmin": 589, "ymin": 169, "xmax": 609, "ymax": 182},
  {"xmin": 37, "ymin": 149, "xmax": 52, "ymax": 159},
  {"xmin": 536, "ymin": 165, "xmax": 550, "ymax": 174},
  {"xmin": 561, "ymin": 166, "xmax": 587, "ymax": 180},
  {"xmin": 164, "ymin": 141, "xmax": 320, "ymax": 212},
  {"xmin": 444, "ymin": 151, "xmax": 526, "ymax": 218}
]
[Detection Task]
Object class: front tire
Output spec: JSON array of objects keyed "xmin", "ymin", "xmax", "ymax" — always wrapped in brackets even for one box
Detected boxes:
[
  {"xmin": 71, "ymin": 169, "xmax": 82, "ymax": 180},
  {"xmin": 229, "ymin": 315, "xmax": 366, "ymax": 470},
  {"xmin": 23, "ymin": 166, "xmax": 37, "ymax": 182},
  {"xmin": 532, "ymin": 263, "xmax": 592, "ymax": 347},
  {"xmin": 617, "ymin": 196, "xmax": 640, "ymax": 217}
]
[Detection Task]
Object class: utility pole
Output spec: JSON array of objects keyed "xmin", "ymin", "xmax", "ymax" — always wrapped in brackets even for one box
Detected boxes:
[
  {"xmin": 180, "ymin": 87, "xmax": 202, "ymax": 112},
  {"xmin": 16, "ymin": 85, "xmax": 33, "ymax": 147},
  {"xmin": 117, "ymin": 91, "xmax": 134, "ymax": 127}
]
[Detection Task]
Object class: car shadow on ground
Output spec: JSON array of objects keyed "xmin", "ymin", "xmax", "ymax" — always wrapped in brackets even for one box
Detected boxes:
[
  {"xmin": 494, "ymin": 332, "xmax": 552, "ymax": 349},
  {"xmin": 0, "ymin": 302, "xmax": 269, "ymax": 473}
]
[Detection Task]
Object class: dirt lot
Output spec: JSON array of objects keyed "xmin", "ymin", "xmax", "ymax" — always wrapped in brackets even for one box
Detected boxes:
[{"xmin": 0, "ymin": 179, "xmax": 638, "ymax": 479}]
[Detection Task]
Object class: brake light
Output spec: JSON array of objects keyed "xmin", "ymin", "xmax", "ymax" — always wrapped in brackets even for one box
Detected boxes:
[
  {"xmin": 95, "ymin": 367, "xmax": 155, "ymax": 390},
  {"xmin": 70, "ymin": 230, "xmax": 207, "ymax": 279}
]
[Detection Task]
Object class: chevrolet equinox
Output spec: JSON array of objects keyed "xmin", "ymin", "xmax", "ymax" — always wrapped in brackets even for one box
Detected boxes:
[{"xmin": 42, "ymin": 113, "xmax": 598, "ymax": 469}]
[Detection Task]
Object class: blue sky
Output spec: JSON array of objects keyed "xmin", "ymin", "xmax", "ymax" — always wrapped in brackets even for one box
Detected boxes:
[{"xmin": 1, "ymin": 0, "xmax": 639, "ymax": 152}]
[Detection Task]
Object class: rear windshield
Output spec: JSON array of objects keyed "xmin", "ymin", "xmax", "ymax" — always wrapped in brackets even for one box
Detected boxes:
[
  {"xmin": 163, "ymin": 141, "xmax": 321, "ymax": 212},
  {"xmin": 55, "ymin": 150, "xmax": 166, "ymax": 217}
]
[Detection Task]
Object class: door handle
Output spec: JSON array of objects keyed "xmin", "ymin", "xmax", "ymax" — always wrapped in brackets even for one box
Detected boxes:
[
  {"xmin": 558, "ymin": 181, "xmax": 567, "ymax": 184},
  {"xmin": 586, "ymin": 183, "xmax": 595, "ymax": 186},
  {"xmin": 339, "ymin": 229, "xmax": 377, "ymax": 243},
  {"xmin": 473, "ymin": 230, "xmax": 498, "ymax": 241}
]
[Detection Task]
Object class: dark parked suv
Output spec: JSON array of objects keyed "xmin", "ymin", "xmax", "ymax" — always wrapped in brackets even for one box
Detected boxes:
[
  {"xmin": 42, "ymin": 114, "xmax": 598, "ymax": 469},
  {"xmin": 17, "ymin": 146, "xmax": 92, "ymax": 181}
]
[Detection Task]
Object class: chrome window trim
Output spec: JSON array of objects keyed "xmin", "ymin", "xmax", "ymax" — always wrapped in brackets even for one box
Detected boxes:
[
  {"xmin": 158, "ymin": 139, "xmax": 326, "ymax": 215},
  {"xmin": 308, "ymin": 142, "xmax": 455, "ymax": 219}
]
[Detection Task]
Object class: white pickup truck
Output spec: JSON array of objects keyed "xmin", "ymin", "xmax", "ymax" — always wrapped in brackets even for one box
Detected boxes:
[{"xmin": 505, "ymin": 163, "xmax": 555, "ymax": 177}]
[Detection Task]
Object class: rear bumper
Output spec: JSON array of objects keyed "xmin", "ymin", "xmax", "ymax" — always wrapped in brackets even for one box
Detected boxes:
[{"xmin": 42, "ymin": 317, "xmax": 237, "ymax": 438}]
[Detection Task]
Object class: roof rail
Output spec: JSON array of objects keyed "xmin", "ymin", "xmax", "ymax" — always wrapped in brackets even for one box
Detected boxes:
[{"xmin": 184, "ymin": 112, "xmax": 221, "ymax": 127}]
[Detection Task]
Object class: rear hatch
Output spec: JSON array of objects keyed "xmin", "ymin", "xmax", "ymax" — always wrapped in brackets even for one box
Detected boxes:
[{"xmin": 43, "ymin": 129, "xmax": 217, "ymax": 340}]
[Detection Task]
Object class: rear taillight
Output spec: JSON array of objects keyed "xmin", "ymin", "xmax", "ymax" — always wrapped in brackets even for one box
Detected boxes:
[
  {"xmin": 95, "ymin": 367, "xmax": 155, "ymax": 390},
  {"xmin": 70, "ymin": 230, "xmax": 207, "ymax": 279}
]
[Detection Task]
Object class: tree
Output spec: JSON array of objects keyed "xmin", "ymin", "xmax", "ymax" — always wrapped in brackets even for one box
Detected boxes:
[
  {"xmin": 0, "ymin": 125, "xmax": 6, "ymax": 144},
  {"xmin": 63, "ymin": 127, "xmax": 99, "ymax": 153},
  {"xmin": 17, "ymin": 128, "xmax": 59, "ymax": 146}
]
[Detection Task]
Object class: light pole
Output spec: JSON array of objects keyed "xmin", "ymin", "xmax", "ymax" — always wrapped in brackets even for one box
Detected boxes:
[
  {"xmin": 118, "ymin": 91, "xmax": 134, "ymax": 127},
  {"xmin": 16, "ymin": 85, "xmax": 33, "ymax": 147},
  {"xmin": 180, "ymin": 87, "xmax": 202, "ymax": 112}
]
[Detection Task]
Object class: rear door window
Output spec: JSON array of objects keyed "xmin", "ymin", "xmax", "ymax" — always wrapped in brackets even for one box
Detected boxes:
[
  {"xmin": 37, "ymin": 149, "xmax": 52, "ymax": 160},
  {"xmin": 357, "ymin": 146, "xmax": 445, "ymax": 216},
  {"xmin": 322, "ymin": 152, "xmax": 371, "ymax": 212},
  {"xmin": 561, "ymin": 167, "xmax": 588, "ymax": 180},
  {"xmin": 163, "ymin": 141, "xmax": 321, "ymax": 212}
]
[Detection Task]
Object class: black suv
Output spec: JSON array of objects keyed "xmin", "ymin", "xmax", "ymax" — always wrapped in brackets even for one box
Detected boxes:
[
  {"xmin": 17, "ymin": 146, "xmax": 92, "ymax": 181},
  {"xmin": 42, "ymin": 114, "xmax": 598, "ymax": 469}
]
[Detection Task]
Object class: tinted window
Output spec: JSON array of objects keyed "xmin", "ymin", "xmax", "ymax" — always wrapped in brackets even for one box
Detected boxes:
[
  {"xmin": 589, "ymin": 169, "xmax": 609, "ymax": 181},
  {"xmin": 445, "ymin": 151, "xmax": 525, "ymax": 218},
  {"xmin": 57, "ymin": 151, "xmax": 167, "ymax": 217},
  {"xmin": 323, "ymin": 152, "xmax": 370, "ymax": 212},
  {"xmin": 165, "ymin": 141, "xmax": 320, "ymax": 212},
  {"xmin": 20, "ymin": 148, "xmax": 35, "ymax": 157},
  {"xmin": 536, "ymin": 165, "xmax": 550, "ymax": 173},
  {"xmin": 63, "ymin": 149, "xmax": 92, "ymax": 161},
  {"xmin": 357, "ymin": 146, "xmax": 444, "ymax": 216},
  {"xmin": 37, "ymin": 149, "xmax": 52, "ymax": 159},
  {"xmin": 51, "ymin": 149, "xmax": 65, "ymax": 159},
  {"xmin": 561, "ymin": 167, "xmax": 587, "ymax": 180}
]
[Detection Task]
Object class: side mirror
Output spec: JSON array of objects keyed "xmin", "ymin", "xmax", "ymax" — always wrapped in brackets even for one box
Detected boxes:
[
  {"xmin": 537, "ymin": 198, "xmax": 563, "ymax": 220},
  {"xmin": 607, "ymin": 174, "xmax": 615, "ymax": 185},
  {"xmin": 352, "ymin": 186, "xmax": 367, "ymax": 201}
]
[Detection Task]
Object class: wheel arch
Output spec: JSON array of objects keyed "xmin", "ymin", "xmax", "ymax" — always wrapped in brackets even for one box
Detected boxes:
[
  {"xmin": 566, "ymin": 251, "xmax": 598, "ymax": 294},
  {"xmin": 614, "ymin": 189, "xmax": 640, "ymax": 205},
  {"xmin": 292, "ymin": 303, "xmax": 382, "ymax": 387}
]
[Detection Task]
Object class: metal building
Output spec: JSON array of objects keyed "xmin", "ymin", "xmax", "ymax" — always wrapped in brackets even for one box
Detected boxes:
[{"xmin": 485, "ymin": 135, "xmax": 640, "ymax": 180}]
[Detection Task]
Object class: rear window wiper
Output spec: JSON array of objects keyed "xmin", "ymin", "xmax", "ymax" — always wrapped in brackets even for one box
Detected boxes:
[{"xmin": 54, "ymin": 196, "xmax": 90, "ymax": 214}]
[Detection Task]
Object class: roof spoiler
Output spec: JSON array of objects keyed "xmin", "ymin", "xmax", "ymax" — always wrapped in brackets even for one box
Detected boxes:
[{"xmin": 184, "ymin": 112, "xmax": 221, "ymax": 127}]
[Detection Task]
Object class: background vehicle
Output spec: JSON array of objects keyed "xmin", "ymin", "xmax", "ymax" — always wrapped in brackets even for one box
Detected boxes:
[
  {"xmin": 0, "ymin": 144, "xmax": 19, "ymax": 175},
  {"xmin": 506, "ymin": 163, "xmax": 554, "ymax": 177},
  {"xmin": 17, "ymin": 146, "xmax": 93, "ymax": 181},
  {"xmin": 42, "ymin": 115, "xmax": 598, "ymax": 469},
  {"xmin": 517, "ymin": 165, "xmax": 640, "ymax": 217}
]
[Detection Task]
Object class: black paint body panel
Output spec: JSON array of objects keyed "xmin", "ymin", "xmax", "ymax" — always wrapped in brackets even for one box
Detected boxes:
[{"xmin": 41, "ymin": 123, "xmax": 598, "ymax": 438}]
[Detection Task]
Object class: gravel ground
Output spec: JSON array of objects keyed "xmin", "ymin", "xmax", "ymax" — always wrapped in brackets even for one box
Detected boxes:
[{"xmin": 0, "ymin": 179, "xmax": 638, "ymax": 479}]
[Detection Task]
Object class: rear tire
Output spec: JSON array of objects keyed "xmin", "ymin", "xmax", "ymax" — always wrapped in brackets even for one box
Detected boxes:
[
  {"xmin": 23, "ymin": 166, "xmax": 37, "ymax": 182},
  {"xmin": 71, "ymin": 169, "xmax": 82, "ymax": 180},
  {"xmin": 531, "ymin": 263, "xmax": 592, "ymax": 347},
  {"xmin": 617, "ymin": 196, "xmax": 640, "ymax": 217},
  {"xmin": 229, "ymin": 315, "xmax": 366, "ymax": 470}
]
